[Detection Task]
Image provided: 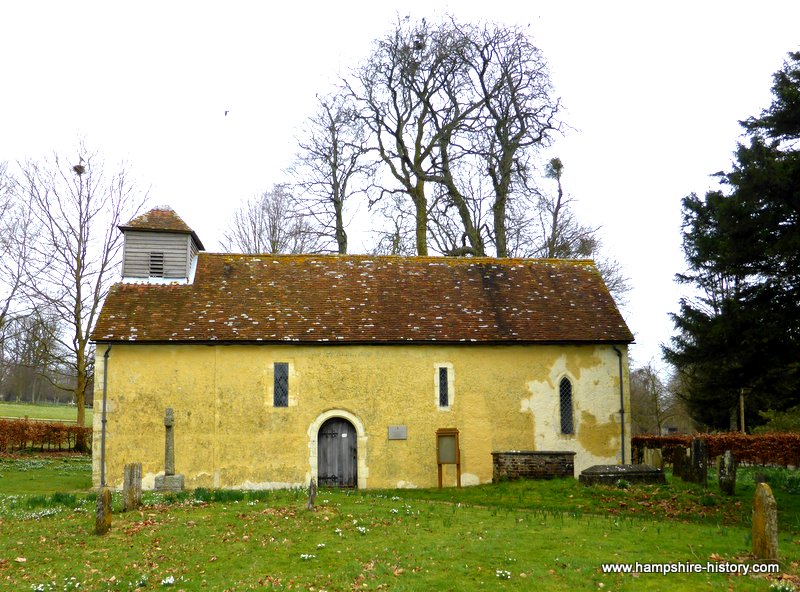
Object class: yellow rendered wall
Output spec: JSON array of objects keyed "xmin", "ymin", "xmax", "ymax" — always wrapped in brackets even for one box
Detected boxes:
[{"xmin": 92, "ymin": 343, "xmax": 630, "ymax": 490}]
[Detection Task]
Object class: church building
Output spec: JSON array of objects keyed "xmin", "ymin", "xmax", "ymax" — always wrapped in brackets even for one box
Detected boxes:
[{"xmin": 91, "ymin": 207, "xmax": 634, "ymax": 490}]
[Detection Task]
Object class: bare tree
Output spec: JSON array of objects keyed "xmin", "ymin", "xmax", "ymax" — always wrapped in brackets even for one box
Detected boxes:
[
  {"xmin": 347, "ymin": 17, "xmax": 480, "ymax": 255},
  {"xmin": 291, "ymin": 92, "xmax": 372, "ymax": 254},
  {"xmin": 0, "ymin": 163, "xmax": 25, "ymax": 333},
  {"xmin": 0, "ymin": 162, "xmax": 41, "ymax": 398},
  {"xmin": 514, "ymin": 158, "xmax": 630, "ymax": 304},
  {"xmin": 630, "ymin": 363, "xmax": 694, "ymax": 435},
  {"xmin": 468, "ymin": 22, "xmax": 561, "ymax": 257},
  {"xmin": 369, "ymin": 193, "xmax": 417, "ymax": 256},
  {"xmin": 2, "ymin": 310, "xmax": 63, "ymax": 403},
  {"xmin": 221, "ymin": 185, "xmax": 324, "ymax": 254},
  {"xmin": 345, "ymin": 17, "xmax": 561, "ymax": 257},
  {"xmin": 19, "ymin": 143, "xmax": 147, "ymax": 449}
]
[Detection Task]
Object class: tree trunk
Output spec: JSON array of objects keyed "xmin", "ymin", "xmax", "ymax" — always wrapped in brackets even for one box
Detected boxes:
[
  {"xmin": 334, "ymin": 198, "xmax": 348, "ymax": 254},
  {"xmin": 75, "ymin": 349, "xmax": 88, "ymax": 452},
  {"xmin": 412, "ymin": 181, "xmax": 428, "ymax": 256},
  {"xmin": 446, "ymin": 187, "xmax": 485, "ymax": 257},
  {"xmin": 493, "ymin": 197, "xmax": 507, "ymax": 258}
]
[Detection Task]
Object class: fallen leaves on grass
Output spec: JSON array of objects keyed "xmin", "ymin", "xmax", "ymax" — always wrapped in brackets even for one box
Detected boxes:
[{"xmin": 122, "ymin": 518, "xmax": 160, "ymax": 536}]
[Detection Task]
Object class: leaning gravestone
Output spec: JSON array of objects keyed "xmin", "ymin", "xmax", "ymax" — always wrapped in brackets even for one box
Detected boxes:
[
  {"xmin": 717, "ymin": 450, "xmax": 737, "ymax": 496},
  {"xmin": 752, "ymin": 482, "xmax": 778, "ymax": 560},
  {"xmin": 154, "ymin": 408, "xmax": 185, "ymax": 492},
  {"xmin": 122, "ymin": 463, "xmax": 143, "ymax": 511},
  {"xmin": 95, "ymin": 486, "xmax": 112, "ymax": 535}
]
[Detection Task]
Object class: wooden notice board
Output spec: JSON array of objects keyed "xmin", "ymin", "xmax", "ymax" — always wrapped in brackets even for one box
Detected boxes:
[{"xmin": 436, "ymin": 428, "xmax": 461, "ymax": 488}]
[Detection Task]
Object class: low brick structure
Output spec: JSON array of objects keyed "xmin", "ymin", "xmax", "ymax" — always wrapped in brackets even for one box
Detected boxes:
[{"xmin": 492, "ymin": 451, "xmax": 576, "ymax": 481}]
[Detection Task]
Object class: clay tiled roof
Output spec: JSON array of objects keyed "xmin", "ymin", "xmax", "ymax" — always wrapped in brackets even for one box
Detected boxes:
[
  {"xmin": 92, "ymin": 254, "xmax": 633, "ymax": 344},
  {"xmin": 119, "ymin": 207, "xmax": 205, "ymax": 250}
]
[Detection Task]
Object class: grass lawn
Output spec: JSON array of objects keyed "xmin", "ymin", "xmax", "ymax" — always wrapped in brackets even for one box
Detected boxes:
[
  {"xmin": 0, "ymin": 401, "xmax": 93, "ymax": 426},
  {"xmin": 0, "ymin": 455, "xmax": 92, "ymax": 494},
  {"xmin": 0, "ymin": 458, "xmax": 798, "ymax": 591}
]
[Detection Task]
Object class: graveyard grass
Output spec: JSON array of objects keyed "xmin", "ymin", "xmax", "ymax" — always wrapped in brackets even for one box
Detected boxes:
[{"xmin": 0, "ymin": 457, "xmax": 799, "ymax": 591}]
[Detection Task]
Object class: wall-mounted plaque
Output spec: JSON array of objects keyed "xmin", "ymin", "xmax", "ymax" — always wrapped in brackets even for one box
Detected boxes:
[{"xmin": 388, "ymin": 425, "xmax": 408, "ymax": 440}]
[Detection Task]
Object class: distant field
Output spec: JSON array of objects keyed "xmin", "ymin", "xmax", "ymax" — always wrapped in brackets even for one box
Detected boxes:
[{"xmin": 0, "ymin": 402, "xmax": 92, "ymax": 426}]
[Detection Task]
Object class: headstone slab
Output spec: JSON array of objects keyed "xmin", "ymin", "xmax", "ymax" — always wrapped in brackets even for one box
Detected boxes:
[
  {"xmin": 752, "ymin": 482, "xmax": 779, "ymax": 561},
  {"xmin": 122, "ymin": 463, "xmax": 143, "ymax": 511},
  {"xmin": 643, "ymin": 448, "xmax": 663, "ymax": 469},
  {"xmin": 579, "ymin": 464, "xmax": 667, "ymax": 486},
  {"xmin": 154, "ymin": 474, "xmax": 185, "ymax": 493},
  {"xmin": 95, "ymin": 486, "xmax": 112, "ymax": 535},
  {"xmin": 687, "ymin": 438, "xmax": 708, "ymax": 485},
  {"xmin": 672, "ymin": 446, "xmax": 688, "ymax": 478},
  {"xmin": 718, "ymin": 450, "xmax": 737, "ymax": 496}
]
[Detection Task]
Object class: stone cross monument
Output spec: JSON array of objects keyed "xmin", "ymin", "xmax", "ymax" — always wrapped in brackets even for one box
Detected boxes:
[{"xmin": 154, "ymin": 407, "xmax": 185, "ymax": 492}]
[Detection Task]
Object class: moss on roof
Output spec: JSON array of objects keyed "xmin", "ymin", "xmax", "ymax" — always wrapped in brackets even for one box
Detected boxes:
[{"xmin": 93, "ymin": 254, "xmax": 633, "ymax": 344}]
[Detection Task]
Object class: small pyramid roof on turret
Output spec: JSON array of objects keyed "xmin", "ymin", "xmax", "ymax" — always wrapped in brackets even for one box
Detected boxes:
[{"xmin": 120, "ymin": 206, "xmax": 204, "ymax": 250}]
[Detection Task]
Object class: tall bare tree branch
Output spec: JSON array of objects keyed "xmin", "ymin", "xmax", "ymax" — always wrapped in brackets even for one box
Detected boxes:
[
  {"xmin": 291, "ymin": 92, "xmax": 373, "ymax": 254},
  {"xmin": 19, "ymin": 142, "xmax": 147, "ymax": 448},
  {"xmin": 221, "ymin": 184, "xmax": 325, "ymax": 254}
]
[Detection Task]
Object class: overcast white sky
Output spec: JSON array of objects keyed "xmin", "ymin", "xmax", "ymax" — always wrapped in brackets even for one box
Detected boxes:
[{"xmin": 2, "ymin": 1, "xmax": 799, "ymax": 369}]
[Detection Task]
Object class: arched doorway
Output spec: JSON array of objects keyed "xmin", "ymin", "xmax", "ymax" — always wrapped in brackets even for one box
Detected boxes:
[{"xmin": 317, "ymin": 417, "xmax": 357, "ymax": 488}]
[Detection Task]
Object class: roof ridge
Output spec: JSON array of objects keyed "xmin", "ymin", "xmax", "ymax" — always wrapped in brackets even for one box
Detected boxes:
[{"xmin": 199, "ymin": 252, "xmax": 596, "ymax": 266}]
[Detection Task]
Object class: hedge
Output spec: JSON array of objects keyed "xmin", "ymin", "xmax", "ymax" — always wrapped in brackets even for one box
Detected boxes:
[
  {"xmin": 632, "ymin": 433, "xmax": 800, "ymax": 467},
  {"xmin": 0, "ymin": 418, "xmax": 92, "ymax": 453}
]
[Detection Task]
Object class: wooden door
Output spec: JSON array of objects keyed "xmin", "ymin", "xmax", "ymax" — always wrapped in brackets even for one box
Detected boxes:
[{"xmin": 317, "ymin": 418, "xmax": 357, "ymax": 488}]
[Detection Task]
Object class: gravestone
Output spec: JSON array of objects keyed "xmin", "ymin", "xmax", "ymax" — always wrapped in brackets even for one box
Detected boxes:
[
  {"xmin": 643, "ymin": 447, "xmax": 663, "ymax": 469},
  {"xmin": 307, "ymin": 478, "xmax": 317, "ymax": 511},
  {"xmin": 672, "ymin": 446, "xmax": 687, "ymax": 478},
  {"xmin": 122, "ymin": 463, "xmax": 143, "ymax": 511},
  {"xmin": 717, "ymin": 450, "xmax": 737, "ymax": 496},
  {"xmin": 95, "ymin": 486, "xmax": 112, "ymax": 535},
  {"xmin": 752, "ymin": 482, "xmax": 778, "ymax": 560},
  {"xmin": 687, "ymin": 438, "xmax": 708, "ymax": 485},
  {"xmin": 154, "ymin": 408, "xmax": 185, "ymax": 492}
]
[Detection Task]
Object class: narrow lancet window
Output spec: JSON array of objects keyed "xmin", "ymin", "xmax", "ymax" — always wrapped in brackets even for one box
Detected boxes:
[
  {"xmin": 439, "ymin": 366, "xmax": 449, "ymax": 408},
  {"xmin": 559, "ymin": 377, "xmax": 574, "ymax": 435},
  {"xmin": 274, "ymin": 362, "xmax": 289, "ymax": 407}
]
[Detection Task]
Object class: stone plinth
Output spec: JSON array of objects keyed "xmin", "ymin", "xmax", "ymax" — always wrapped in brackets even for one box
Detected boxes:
[
  {"xmin": 579, "ymin": 464, "xmax": 666, "ymax": 486},
  {"xmin": 492, "ymin": 451, "xmax": 576, "ymax": 481},
  {"xmin": 154, "ymin": 474, "xmax": 185, "ymax": 493}
]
